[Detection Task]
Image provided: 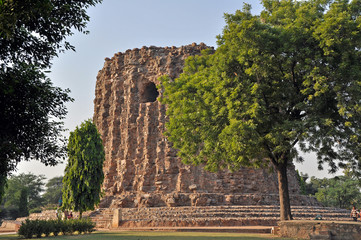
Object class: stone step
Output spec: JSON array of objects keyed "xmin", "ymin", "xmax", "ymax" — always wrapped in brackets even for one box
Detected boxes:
[
  {"xmin": 119, "ymin": 211, "xmax": 348, "ymax": 219},
  {"xmin": 111, "ymin": 206, "xmax": 348, "ymax": 212},
  {"xmin": 116, "ymin": 226, "xmax": 274, "ymax": 233},
  {"xmin": 88, "ymin": 205, "xmax": 351, "ymax": 229},
  {"xmin": 117, "ymin": 209, "xmax": 347, "ymax": 214},
  {"xmin": 118, "ymin": 219, "xmax": 278, "ymax": 228},
  {"xmin": 120, "ymin": 208, "xmax": 348, "ymax": 213},
  {"xmin": 120, "ymin": 216, "xmax": 350, "ymax": 223}
]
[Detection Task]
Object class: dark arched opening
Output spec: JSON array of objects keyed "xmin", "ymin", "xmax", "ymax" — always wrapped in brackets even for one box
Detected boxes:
[{"xmin": 142, "ymin": 82, "xmax": 159, "ymax": 103}]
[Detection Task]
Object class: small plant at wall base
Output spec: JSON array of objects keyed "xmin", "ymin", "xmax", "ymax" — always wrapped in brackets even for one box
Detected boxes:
[{"xmin": 62, "ymin": 119, "xmax": 105, "ymax": 218}]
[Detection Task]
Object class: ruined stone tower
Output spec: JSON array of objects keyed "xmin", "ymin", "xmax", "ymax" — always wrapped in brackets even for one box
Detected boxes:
[{"xmin": 93, "ymin": 43, "xmax": 311, "ymax": 209}]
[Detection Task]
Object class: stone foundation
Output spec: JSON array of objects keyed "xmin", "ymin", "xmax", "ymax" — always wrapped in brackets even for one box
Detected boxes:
[
  {"xmin": 16, "ymin": 205, "xmax": 349, "ymax": 230},
  {"xmin": 101, "ymin": 193, "xmax": 320, "ymax": 209},
  {"xmin": 0, "ymin": 220, "xmax": 20, "ymax": 232},
  {"xmin": 279, "ymin": 220, "xmax": 361, "ymax": 240}
]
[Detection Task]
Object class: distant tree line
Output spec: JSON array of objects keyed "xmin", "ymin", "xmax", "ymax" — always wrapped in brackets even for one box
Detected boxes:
[
  {"xmin": 0, "ymin": 173, "xmax": 63, "ymax": 219},
  {"xmin": 297, "ymin": 170, "xmax": 361, "ymax": 210}
]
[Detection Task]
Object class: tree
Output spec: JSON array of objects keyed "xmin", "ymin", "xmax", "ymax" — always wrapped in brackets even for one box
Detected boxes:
[
  {"xmin": 18, "ymin": 188, "xmax": 29, "ymax": 217},
  {"xmin": 43, "ymin": 176, "xmax": 63, "ymax": 205},
  {"xmin": 0, "ymin": 0, "xmax": 102, "ymax": 202},
  {"xmin": 62, "ymin": 120, "xmax": 105, "ymax": 218},
  {"xmin": 311, "ymin": 175, "xmax": 361, "ymax": 209},
  {"xmin": 161, "ymin": 0, "xmax": 361, "ymax": 220},
  {"xmin": 298, "ymin": 173, "xmax": 361, "ymax": 208},
  {"xmin": 2, "ymin": 173, "xmax": 45, "ymax": 217},
  {"xmin": 296, "ymin": 171, "xmax": 307, "ymax": 195}
]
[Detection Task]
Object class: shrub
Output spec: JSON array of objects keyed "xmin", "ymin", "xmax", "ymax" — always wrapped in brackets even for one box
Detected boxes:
[
  {"xmin": 33, "ymin": 220, "xmax": 43, "ymax": 238},
  {"xmin": 72, "ymin": 218, "xmax": 94, "ymax": 234},
  {"xmin": 59, "ymin": 219, "xmax": 72, "ymax": 235},
  {"xmin": 52, "ymin": 220, "xmax": 60, "ymax": 236},
  {"xmin": 76, "ymin": 219, "xmax": 87, "ymax": 234},
  {"xmin": 41, "ymin": 220, "xmax": 52, "ymax": 237},
  {"xmin": 18, "ymin": 218, "xmax": 96, "ymax": 238},
  {"xmin": 29, "ymin": 207, "xmax": 42, "ymax": 214},
  {"xmin": 42, "ymin": 204, "xmax": 58, "ymax": 210},
  {"xmin": 84, "ymin": 218, "xmax": 95, "ymax": 233},
  {"xmin": 18, "ymin": 219, "xmax": 35, "ymax": 239}
]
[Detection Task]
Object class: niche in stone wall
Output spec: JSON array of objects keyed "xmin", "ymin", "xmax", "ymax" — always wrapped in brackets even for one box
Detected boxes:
[{"xmin": 140, "ymin": 82, "xmax": 159, "ymax": 103}]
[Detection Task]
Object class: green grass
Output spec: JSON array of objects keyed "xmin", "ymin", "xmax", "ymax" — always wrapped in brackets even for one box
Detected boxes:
[{"xmin": 0, "ymin": 231, "xmax": 296, "ymax": 240}]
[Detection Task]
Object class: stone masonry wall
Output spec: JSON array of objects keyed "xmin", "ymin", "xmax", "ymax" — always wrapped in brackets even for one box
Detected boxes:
[
  {"xmin": 279, "ymin": 220, "xmax": 361, "ymax": 240},
  {"xmin": 93, "ymin": 43, "xmax": 311, "ymax": 208}
]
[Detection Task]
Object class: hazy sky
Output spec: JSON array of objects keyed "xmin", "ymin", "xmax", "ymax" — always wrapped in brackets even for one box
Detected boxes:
[{"xmin": 17, "ymin": 0, "xmax": 339, "ymax": 180}]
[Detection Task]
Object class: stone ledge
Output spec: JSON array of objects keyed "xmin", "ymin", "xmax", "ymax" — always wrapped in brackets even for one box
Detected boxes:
[
  {"xmin": 103, "ymin": 193, "xmax": 320, "ymax": 208},
  {"xmin": 278, "ymin": 220, "xmax": 361, "ymax": 240},
  {"xmin": 0, "ymin": 220, "xmax": 21, "ymax": 232}
]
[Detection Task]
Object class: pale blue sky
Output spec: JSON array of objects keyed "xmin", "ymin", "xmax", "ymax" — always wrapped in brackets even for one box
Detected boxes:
[{"xmin": 17, "ymin": 0, "xmax": 338, "ymax": 180}]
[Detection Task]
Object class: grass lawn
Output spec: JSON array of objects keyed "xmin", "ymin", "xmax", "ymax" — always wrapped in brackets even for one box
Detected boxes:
[{"xmin": 0, "ymin": 231, "xmax": 296, "ymax": 240}]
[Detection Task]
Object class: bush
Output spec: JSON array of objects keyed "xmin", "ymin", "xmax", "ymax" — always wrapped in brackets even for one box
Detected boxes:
[
  {"xmin": 71, "ymin": 218, "xmax": 95, "ymax": 234},
  {"xmin": 85, "ymin": 219, "xmax": 96, "ymax": 233},
  {"xmin": 18, "ymin": 218, "xmax": 95, "ymax": 238},
  {"xmin": 29, "ymin": 207, "xmax": 42, "ymax": 214},
  {"xmin": 52, "ymin": 220, "xmax": 60, "ymax": 236},
  {"xmin": 35, "ymin": 222, "xmax": 43, "ymax": 238},
  {"xmin": 42, "ymin": 204, "xmax": 58, "ymax": 210},
  {"xmin": 18, "ymin": 219, "xmax": 35, "ymax": 239},
  {"xmin": 59, "ymin": 219, "xmax": 71, "ymax": 235},
  {"xmin": 41, "ymin": 220, "xmax": 52, "ymax": 237}
]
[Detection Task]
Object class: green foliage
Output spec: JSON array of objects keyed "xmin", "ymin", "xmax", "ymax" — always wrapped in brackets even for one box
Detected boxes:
[
  {"xmin": 17, "ymin": 218, "xmax": 95, "ymax": 238},
  {"xmin": 0, "ymin": 0, "xmax": 102, "ymax": 202},
  {"xmin": 0, "ymin": 64, "xmax": 71, "ymax": 203},
  {"xmin": 18, "ymin": 219, "xmax": 35, "ymax": 239},
  {"xmin": 0, "ymin": 0, "xmax": 102, "ymax": 67},
  {"xmin": 162, "ymin": 0, "xmax": 361, "ymax": 173},
  {"xmin": 43, "ymin": 176, "xmax": 63, "ymax": 205},
  {"xmin": 62, "ymin": 120, "xmax": 105, "ymax": 217},
  {"xmin": 42, "ymin": 221, "xmax": 53, "ymax": 237},
  {"xmin": 297, "ymin": 172, "xmax": 361, "ymax": 209},
  {"xmin": 161, "ymin": 0, "xmax": 361, "ymax": 220},
  {"xmin": 0, "ymin": 206, "xmax": 20, "ymax": 219},
  {"xmin": 2, "ymin": 173, "xmax": 45, "ymax": 218},
  {"xmin": 296, "ymin": 171, "xmax": 307, "ymax": 195},
  {"xmin": 300, "ymin": 174, "xmax": 319, "ymax": 196},
  {"xmin": 29, "ymin": 207, "xmax": 42, "ymax": 214},
  {"xmin": 312, "ymin": 175, "xmax": 361, "ymax": 209},
  {"xmin": 18, "ymin": 188, "xmax": 29, "ymax": 217}
]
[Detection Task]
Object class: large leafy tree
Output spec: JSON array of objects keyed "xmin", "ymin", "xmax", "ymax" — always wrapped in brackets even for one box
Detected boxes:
[
  {"xmin": 161, "ymin": 0, "xmax": 361, "ymax": 220},
  {"xmin": 62, "ymin": 120, "xmax": 105, "ymax": 218},
  {"xmin": 0, "ymin": 0, "xmax": 102, "ymax": 201}
]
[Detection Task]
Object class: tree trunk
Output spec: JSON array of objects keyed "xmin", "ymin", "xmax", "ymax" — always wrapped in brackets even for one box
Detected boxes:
[
  {"xmin": 79, "ymin": 211, "xmax": 82, "ymax": 219},
  {"xmin": 277, "ymin": 162, "xmax": 293, "ymax": 221}
]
